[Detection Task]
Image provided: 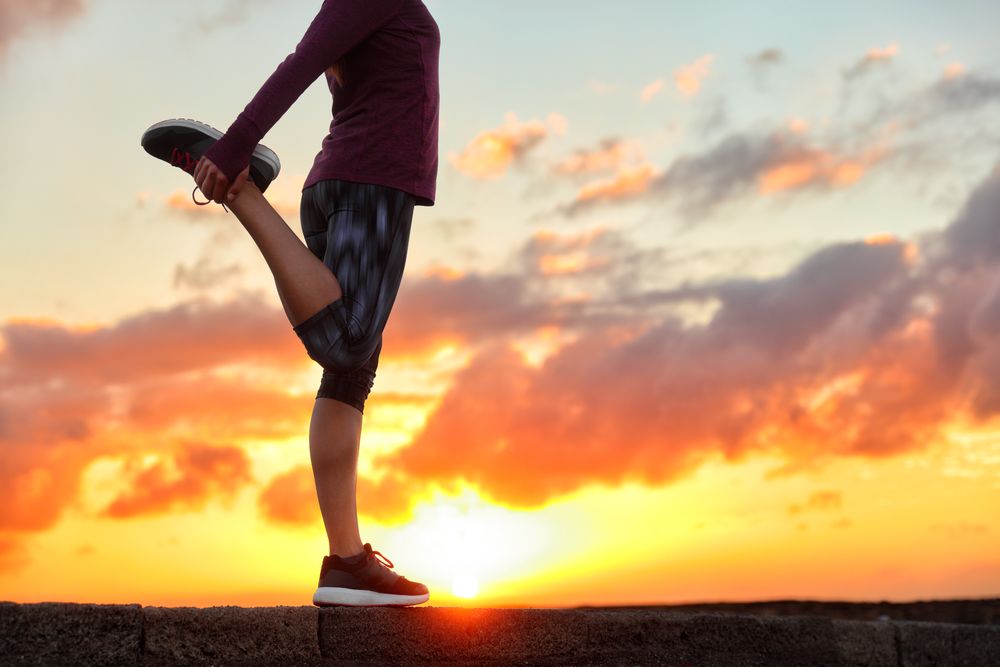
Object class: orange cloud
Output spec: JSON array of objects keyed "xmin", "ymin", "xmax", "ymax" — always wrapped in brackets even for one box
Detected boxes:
[
  {"xmin": 789, "ymin": 489, "xmax": 843, "ymax": 515},
  {"xmin": 449, "ymin": 112, "xmax": 566, "ymax": 179},
  {"xmin": 786, "ymin": 118, "xmax": 809, "ymax": 135},
  {"xmin": 102, "ymin": 442, "xmax": 253, "ymax": 518},
  {"xmin": 357, "ymin": 228, "xmax": 995, "ymax": 519},
  {"xmin": 165, "ymin": 189, "xmax": 224, "ymax": 216},
  {"xmin": 553, "ymin": 138, "xmax": 645, "ymax": 175},
  {"xmin": 0, "ymin": 0, "xmax": 86, "ymax": 59},
  {"xmin": 0, "ymin": 292, "xmax": 311, "ymax": 560},
  {"xmin": 674, "ymin": 54, "xmax": 714, "ymax": 97},
  {"xmin": 559, "ymin": 124, "xmax": 897, "ymax": 219},
  {"xmin": 943, "ymin": 62, "xmax": 966, "ymax": 80},
  {"xmin": 257, "ymin": 465, "xmax": 319, "ymax": 526},
  {"xmin": 867, "ymin": 43, "xmax": 899, "ymax": 61},
  {"xmin": 640, "ymin": 78, "xmax": 664, "ymax": 102},
  {"xmin": 163, "ymin": 175, "xmax": 302, "ymax": 219},
  {"xmin": 576, "ymin": 162, "xmax": 659, "ymax": 203},
  {"xmin": 523, "ymin": 227, "xmax": 616, "ymax": 278},
  {"xmin": 757, "ymin": 142, "xmax": 886, "ymax": 194},
  {"xmin": 124, "ymin": 375, "xmax": 312, "ymax": 441}
]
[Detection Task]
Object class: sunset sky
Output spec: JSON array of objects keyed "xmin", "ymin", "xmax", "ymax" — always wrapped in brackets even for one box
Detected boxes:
[{"xmin": 1, "ymin": 0, "xmax": 999, "ymax": 608}]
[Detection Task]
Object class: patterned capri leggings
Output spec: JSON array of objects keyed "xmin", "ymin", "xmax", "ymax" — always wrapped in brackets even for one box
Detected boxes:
[{"xmin": 293, "ymin": 178, "xmax": 415, "ymax": 414}]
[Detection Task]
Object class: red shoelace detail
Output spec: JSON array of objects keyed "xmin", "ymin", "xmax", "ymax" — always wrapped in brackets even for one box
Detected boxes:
[
  {"xmin": 169, "ymin": 146, "xmax": 198, "ymax": 174},
  {"xmin": 370, "ymin": 549, "xmax": 394, "ymax": 569}
]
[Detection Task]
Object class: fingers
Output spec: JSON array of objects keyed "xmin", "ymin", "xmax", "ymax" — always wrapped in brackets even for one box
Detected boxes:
[
  {"xmin": 227, "ymin": 166, "xmax": 251, "ymax": 202},
  {"xmin": 210, "ymin": 171, "xmax": 229, "ymax": 203},
  {"xmin": 201, "ymin": 171, "xmax": 217, "ymax": 202},
  {"xmin": 192, "ymin": 156, "xmax": 238, "ymax": 205}
]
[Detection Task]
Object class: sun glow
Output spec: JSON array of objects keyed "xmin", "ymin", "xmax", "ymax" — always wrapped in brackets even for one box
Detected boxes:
[
  {"xmin": 387, "ymin": 486, "xmax": 559, "ymax": 604},
  {"xmin": 452, "ymin": 573, "xmax": 479, "ymax": 598}
]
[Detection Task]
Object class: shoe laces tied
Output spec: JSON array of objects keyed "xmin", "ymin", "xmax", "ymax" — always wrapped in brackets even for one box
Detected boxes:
[{"xmin": 367, "ymin": 545, "xmax": 394, "ymax": 569}]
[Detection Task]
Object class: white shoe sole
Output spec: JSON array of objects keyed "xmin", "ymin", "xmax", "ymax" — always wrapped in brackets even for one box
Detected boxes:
[
  {"xmin": 313, "ymin": 586, "xmax": 430, "ymax": 607},
  {"xmin": 141, "ymin": 117, "xmax": 281, "ymax": 179}
]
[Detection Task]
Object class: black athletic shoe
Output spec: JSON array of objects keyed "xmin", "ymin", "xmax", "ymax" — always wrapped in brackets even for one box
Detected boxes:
[
  {"xmin": 313, "ymin": 543, "xmax": 430, "ymax": 607},
  {"xmin": 140, "ymin": 117, "xmax": 281, "ymax": 209}
]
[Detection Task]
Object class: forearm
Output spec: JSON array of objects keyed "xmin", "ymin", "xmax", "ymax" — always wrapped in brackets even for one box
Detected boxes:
[{"xmin": 203, "ymin": 0, "xmax": 406, "ymax": 182}]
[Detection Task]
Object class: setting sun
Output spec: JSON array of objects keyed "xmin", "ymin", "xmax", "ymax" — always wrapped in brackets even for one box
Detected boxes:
[{"xmin": 452, "ymin": 574, "xmax": 479, "ymax": 598}]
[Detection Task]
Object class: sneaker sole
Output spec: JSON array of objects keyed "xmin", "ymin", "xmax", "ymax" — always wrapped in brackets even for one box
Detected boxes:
[
  {"xmin": 313, "ymin": 586, "xmax": 430, "ymax": 607},
  {"xmin": 140, "ymin": 117, "xmax": 281, "ymax": 187}
]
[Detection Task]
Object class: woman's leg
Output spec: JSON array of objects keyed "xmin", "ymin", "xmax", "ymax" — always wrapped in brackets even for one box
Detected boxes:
[
  {"xmin": 225, "ymin": 176, "xmax": 413, "ymax": 559},
  {"xmin": 224, "ymin": 180, "xmax": 367, "ymax": 556},
  {"xmin": 225, "ymin": 179, "xmax": 343, "ymax": 328},
  {"xmin": 309, "ymin": 395, "xmax": 365, "ymax": 557}
]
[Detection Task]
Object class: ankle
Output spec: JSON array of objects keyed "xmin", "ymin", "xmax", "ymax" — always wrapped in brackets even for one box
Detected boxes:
[{"xmin": 329, "ymin": 542, "xmax": 365, "ymax": 559}]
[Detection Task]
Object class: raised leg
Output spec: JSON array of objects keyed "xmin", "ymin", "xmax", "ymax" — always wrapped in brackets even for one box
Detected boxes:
[{"xmin": 225, "ymin": 179, "xmax": 342, "ymax": 328}]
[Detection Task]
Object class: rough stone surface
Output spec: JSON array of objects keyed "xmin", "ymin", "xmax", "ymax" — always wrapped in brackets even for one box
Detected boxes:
[
  {"xmin": 952, "ymin": 623, "xmax": 1000, "ymax": 667},
  {"xmin": 832, "ymin": 619, "xmax": 898, "ymax": 667},
  {"xmin": 318, "ymin": 608, "xmax": 844, "ymax": 665},
  {"xmin": 0, "ymin": 601, "xmax": 142, "ymax": 667},
  {"xmin": 1, "ymin": 600, "xmax": 999, "ymax": 666},
  {"xmin": 142, "ymin": 605, "xmax": 321, "ymax": 667},
  {"xmin": 896, "ymin": 620, "xmax": 1000, "ymax": 667},
  {"xmin": 645, "ymin": 599, "xmax": 1000, "ymax": 625}
]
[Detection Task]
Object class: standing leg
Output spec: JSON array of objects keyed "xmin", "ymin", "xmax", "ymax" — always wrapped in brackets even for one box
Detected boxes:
[
  {"xmin": 308, "ymin": 338, "xmax": 381, "ymax": 557},
  {"xmin": 295, "ymin": 179, "xmax": 412, "ymax": 559},
  {"xmin": 310, "ymin": 396, "xmax": 365, "ymax": 557}
]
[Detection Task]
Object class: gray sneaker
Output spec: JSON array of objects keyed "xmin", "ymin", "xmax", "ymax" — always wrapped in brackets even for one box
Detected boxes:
[{"xmin": 140, "ymin": 117, "xmax": 281, "ymax": 210}]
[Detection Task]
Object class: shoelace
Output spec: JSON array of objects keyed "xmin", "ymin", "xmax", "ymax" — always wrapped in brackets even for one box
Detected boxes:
[
  {"xmin": 171, "ymin": 146, "xmax": 231, "ymax": 213},
  {"xmin": 369, "ymin": 547, "xmax": 395, "ymax": 569},
  {"xmin": 191, "ymin": 185, "xmax": 230, "ymax": 213}
]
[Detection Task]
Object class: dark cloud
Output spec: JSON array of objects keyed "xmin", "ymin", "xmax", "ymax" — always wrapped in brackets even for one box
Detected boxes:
[
  {"xmin": 843, "ymin": 44, "xmax": 898, "ymax": 82},
  {"xmin": 746, "ymin": 48, "xmax": 784, "ymax": 67},
  {"xmin": 173, "ymin": 255, "xmax": 245, "ymax": 291},
  {"xmin": 693, "ymin": 96, "xmax": 728, "ymax": 139},
  {"xmin": 558, "ymin": 127, "xmax": 871, "ymax": 220},
  {"xmin": 867, "ymin": 72, "xmax": 1000, "ymax": 133},
  {"xmin": 746, "ymin": 48, "xmax": 784, "ymax": 90}
]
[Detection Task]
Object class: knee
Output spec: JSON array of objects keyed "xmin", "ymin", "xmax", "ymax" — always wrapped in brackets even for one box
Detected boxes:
[{"xmin": 293, "ymin": 300, "xmax": 379, "ymax": 373}]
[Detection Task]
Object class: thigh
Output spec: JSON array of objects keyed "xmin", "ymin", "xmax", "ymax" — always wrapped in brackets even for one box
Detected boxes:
[{"xmin": 307, "ymin": 179, "xmax": 415, "ymax": 343}]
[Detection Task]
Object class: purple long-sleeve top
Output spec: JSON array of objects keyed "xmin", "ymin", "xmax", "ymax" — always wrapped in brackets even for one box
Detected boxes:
[{"xmin": 203, "ymin": 0, "xmax": 440, "ymax": 206}]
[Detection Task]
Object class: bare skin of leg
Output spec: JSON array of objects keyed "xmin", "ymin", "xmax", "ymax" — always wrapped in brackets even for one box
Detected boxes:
[
  {"xmin": 310, "ymin": 398, "xmax": 366, "ymax": 558},
  {"xmin": 225, "ymin": 178, "xmax": 343, "ymax": 327},
  {"xmin": 224, "ymin": 180, "xmax": 364, "ymax": 558}
]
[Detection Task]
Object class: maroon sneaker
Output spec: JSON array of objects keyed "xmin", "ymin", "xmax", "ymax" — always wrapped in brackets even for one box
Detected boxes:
[{"xmin": 313, "ymin": 543, "xmax": 429, "ymax": 607}]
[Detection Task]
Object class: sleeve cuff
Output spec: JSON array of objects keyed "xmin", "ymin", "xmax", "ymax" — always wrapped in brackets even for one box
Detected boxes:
[{"xmin": 202, "ymin": 113, "xmax": 264, "ymax": 183}]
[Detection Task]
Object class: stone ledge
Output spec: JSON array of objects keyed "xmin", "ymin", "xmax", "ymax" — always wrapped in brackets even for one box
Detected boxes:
[{"xmin": 1, "ymin": 601, "xmax": 998, "ymax": 666}]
